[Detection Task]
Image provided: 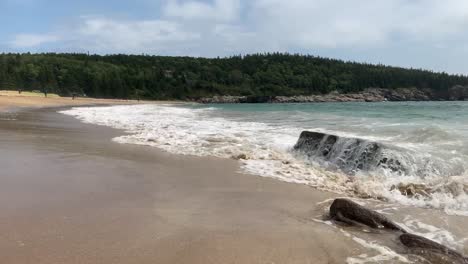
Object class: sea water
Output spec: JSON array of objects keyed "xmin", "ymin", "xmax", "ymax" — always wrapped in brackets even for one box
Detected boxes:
[{"xmin": 60, "ymin": 101, "xmax": 468, "ymax": 215}]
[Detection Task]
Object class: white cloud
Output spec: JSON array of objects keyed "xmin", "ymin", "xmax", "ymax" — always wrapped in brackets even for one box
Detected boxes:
[
  {"xmin": 250, "ymin": 0, "xmax": 468, "ymax": 49},
  {"xmin": 73, "ymin": 17, "xmax": 200, "ymax": 53},
  {"xmin": 7, "ymin": 0, "xmax": 468, "ymax": 72},
  {"xmin": 11, "ymin": 33, "xmax": 60, "ymax": 48},
  {"xmin": 163, "ymin": 0, "xmax": 241, "ymax": 22}
]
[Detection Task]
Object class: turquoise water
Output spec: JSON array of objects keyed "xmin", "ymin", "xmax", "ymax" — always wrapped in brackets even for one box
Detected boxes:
[
  {"xmin": 197, "ymin": 101, "xmax": 468, "ymax": 130},
  {"xmin": 196, "ymin": 102, "xmax": 468, "ymax": 156}
]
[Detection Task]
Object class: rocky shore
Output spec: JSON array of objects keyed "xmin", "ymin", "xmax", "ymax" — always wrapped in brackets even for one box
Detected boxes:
[{"xmin": 198, "ymin": 86, "xmax": 468, "ymax": 103}]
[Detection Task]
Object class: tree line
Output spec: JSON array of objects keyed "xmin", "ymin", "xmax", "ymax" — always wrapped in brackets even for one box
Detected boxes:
[{"xmin": 0, "ymin": 52, "xmax": 467, "ymax": 100}]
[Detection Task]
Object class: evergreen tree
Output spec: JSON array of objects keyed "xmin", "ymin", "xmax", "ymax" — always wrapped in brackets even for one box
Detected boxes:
[{"xmin": 0, "ymin": 53, "xmax": 466, "ymax": 100}]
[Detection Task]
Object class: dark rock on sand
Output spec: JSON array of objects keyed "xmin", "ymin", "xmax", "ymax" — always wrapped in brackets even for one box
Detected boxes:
[
  {"xmin": 329, "ymin": 199, "xmax": 407, "ymax": 232},
  {"xmin": 400, "ymin": 233, "xmax": 468, "ymax": 264}
]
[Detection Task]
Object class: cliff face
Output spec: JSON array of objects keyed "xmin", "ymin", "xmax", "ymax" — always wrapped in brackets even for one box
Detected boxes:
[
  {"xmin": 448, "ymin": 85, "xmax": 468, "ymax": 100},
  {"xmin": 198, "ymin": 87, "xmax": 445, "ymax": 104}
]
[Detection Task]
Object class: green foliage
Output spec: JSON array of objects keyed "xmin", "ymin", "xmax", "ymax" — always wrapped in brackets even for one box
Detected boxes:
[{"xmin": 0, "ymin": 52, "xmax": 466, "ymax": 100}]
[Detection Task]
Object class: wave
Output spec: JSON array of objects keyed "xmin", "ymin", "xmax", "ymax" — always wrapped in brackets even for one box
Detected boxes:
[
  {"xmin": 400, "ymin": 126, "xmax": 455, "ymax": 143},
  {"xmin": 60, "ymin": 104, "xmax": 468, "ymax": 215}
]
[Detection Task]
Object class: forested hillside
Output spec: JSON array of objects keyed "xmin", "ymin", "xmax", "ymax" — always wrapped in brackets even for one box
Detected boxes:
[{"xmin": 0, "ymin": 53, "xmax": 467, "ymax": 100}]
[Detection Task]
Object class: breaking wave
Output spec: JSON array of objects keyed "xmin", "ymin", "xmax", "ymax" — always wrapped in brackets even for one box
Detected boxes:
[
  {"xmin": 293, "ymin": 131, "xmax": 464, "ymax": 177},
  {"xmin": 60, "ymin": 103, "xmax": 468, "ymax": 215}
]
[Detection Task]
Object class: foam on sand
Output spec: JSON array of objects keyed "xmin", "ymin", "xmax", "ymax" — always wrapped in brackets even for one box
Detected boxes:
[{"xmin": 60, "ymin": 104, "xmax": 468, "ymax": 215}]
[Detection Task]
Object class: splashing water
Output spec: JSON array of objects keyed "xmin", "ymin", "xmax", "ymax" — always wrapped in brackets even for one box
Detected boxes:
[{"xmin": 60, "ymin": 102, "xmax": 468, "ymax": 215}]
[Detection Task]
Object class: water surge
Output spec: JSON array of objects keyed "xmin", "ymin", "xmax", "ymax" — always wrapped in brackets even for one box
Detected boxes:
[{"xmin": 60, "ymin": 102, "xmax": 468, "ymax": 215}]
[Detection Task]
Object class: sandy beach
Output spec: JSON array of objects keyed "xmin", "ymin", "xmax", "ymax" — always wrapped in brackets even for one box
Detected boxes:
[
  {"xmin": 0, "ymin": 96, "xmax": 466, "ymax": 263},
  {"xmin": 0, "ymin": 90, "xmax": 160, "ymax": 112}
]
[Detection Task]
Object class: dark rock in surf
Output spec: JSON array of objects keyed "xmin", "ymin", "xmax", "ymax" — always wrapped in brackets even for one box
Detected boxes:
[
  {"xmin": 294, "ymin": 131, "xmax": 339, "ymax": 158},
  {"xmin": 329, "ymin": 199, "xmax": 407, "ymax": 232},
  {"xmin": 293, "ymin": 130, "xmax": 463, "ymax": 178},
  {"xmin": 293, "ymin": 131, "xmax": 407, "ymax": 175},
  {"xmin": 232, "ymin": 153, "xmax": 249, "ymax": 160},
  {"xmin": 399, "ymin": 233, "xmax": 468, "ymax": 264}
]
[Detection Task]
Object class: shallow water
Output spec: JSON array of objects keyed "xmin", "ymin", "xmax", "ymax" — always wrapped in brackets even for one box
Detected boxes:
[{"xmin": 60, "ymin": 102, "xmax": 468, "ymax": 215}]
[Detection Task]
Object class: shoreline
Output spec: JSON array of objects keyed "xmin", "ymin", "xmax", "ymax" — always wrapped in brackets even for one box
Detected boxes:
[
  {"xmin": 0, "ymin": 105, "xmax": 358, "ymax": 263},
  {"xmin": 0, "ymin": 101, "xmax": 466, "ymax": 263},
  {"xmin": 0, "ymin": 91, "xmax": 180, "ymax": 112}
]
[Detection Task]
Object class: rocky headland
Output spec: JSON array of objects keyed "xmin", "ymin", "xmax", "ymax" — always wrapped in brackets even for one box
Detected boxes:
[{"xmin": 198, "ymin": 86, "xmax": 468, "ymax": 103}]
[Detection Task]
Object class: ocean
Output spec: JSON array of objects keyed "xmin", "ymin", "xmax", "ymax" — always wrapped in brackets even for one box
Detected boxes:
[{"xmin": 60, "ymin": 101, "xmax": 468, "ymax": 216}]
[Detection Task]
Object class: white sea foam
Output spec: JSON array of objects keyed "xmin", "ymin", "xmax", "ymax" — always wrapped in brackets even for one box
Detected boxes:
[
  {"xmin": 346, "ymin": 236, "xmax": 411, "ymax": 264},
  {"xmin": 311, "ymin": 213, "xmax": 412, "ymax": 263},
  {"xmin": 60, "ymin": 104, "xmax": 468, "ymax": 215},
  {"xmin": 332, "ymin": 228, "xmax": 411, "ymax": 264}
]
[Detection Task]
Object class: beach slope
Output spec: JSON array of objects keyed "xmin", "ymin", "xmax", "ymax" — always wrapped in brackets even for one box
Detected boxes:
[
  {"xmin": 0, "ymin": 99, "xmax": 360, "ymax": 263},
  {"xmin": 1, "ymin": 97, "xmax": 466, "ymax": 263}
]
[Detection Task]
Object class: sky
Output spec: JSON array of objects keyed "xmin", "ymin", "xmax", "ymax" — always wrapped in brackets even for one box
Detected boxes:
[{"xmin": 1, "ymin": 0, "xmax": 468, "ymax": 74}]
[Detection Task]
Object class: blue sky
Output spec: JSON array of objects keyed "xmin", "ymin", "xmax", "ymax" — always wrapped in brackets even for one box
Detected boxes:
[{"xmin": 1, "ymin": 0, "xmax": 468, "ymax": 74}]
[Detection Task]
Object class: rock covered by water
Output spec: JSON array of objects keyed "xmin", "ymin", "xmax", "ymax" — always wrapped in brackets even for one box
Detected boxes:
[
  {"xmin": 293, "ymin": 131, "xmax": 407, "ymax": 175},
  {"xmin": 292, "ymin": 130, "xmax": 464, "ymax": 178}
]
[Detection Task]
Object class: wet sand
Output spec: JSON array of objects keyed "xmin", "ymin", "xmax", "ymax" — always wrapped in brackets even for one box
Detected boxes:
[
  {"xmin": 0, "ymin": 107, "xmax": 365, "ymax": 263},
  {"xmin": 0, "ymin": 105, "xmax": 466, "ymax": 263}
]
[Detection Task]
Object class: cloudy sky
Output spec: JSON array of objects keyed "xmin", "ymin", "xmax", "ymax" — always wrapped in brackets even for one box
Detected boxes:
[{"xmin": 1, "ymin": 0, "xmax": 468, "ymax": 73}]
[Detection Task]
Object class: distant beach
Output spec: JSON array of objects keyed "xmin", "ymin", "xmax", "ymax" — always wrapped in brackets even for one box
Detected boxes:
[{"xmin": 0, "ymin": 90, "xmax": 157, "ymax": 112}]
